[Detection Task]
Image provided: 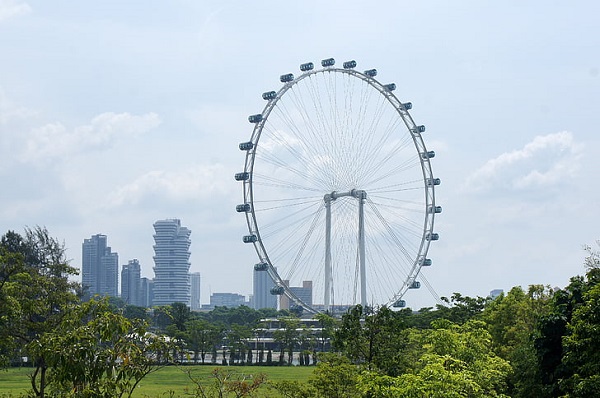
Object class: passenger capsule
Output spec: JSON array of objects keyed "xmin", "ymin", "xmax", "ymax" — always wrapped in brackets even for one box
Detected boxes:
[
  {"xmin": 254, "ymin": 262, "xmax": 269, "ymax": 271},
  {"xmin": 239, "ymin": 141, "xmax": 253, "ymax": 151},
  {"xmin": 262, "ymin": 91, "xmax": 277, "ymax": 100},
  {"xmin": 280, "ymin": 73, "xmax": 294, "ymax": 83},
  {"xmin": 426, "ymin": 178, "xmax": 441, "ymax": 186},
  {"xmin": 418, "ymin": 125, "xmax": 426, "ymax": 133},
  {"xmin": 248, "ymin": 114, "xmax": 263, "ymax": 123},
  {"xmin": 243, "ymin": 234, "xmax": 258, "ymax": 243},
  {"xmin": 384, "ymin": 83, "xmax": 396, "ymax": 91},
  {"xmin": 403, "ymin": 102, "xmax": 413, "ymax": 110},
  {"xmin": 300, "ymin": 62, "xmax": 314, "ymax": 71},
  {"xmin": 421, "ymin": 151, "xmax": 435, "ymax": 159},
  {"xmin": 426, "ymin": 232, "xmax": 439, "ymax": 241},
  {"xmin": 321, "ymin": 58, "xmax": 335, "ymax": 67},
  {"xmin": 236, "ymin": 203, "xmax": 251, "ymax": 213},
  {"xmin": 235, "ymin": 172, "xmax": 249, "ymax": 181},
  {"xmin": 364, "ymin": 69, "xmax": 377, "ymax": 77},
  {"xmin": 420, "ymin": 258, "xmax": 432, "ymax": 266},
  {"xmin": 409, "ymin": 281, "xmax": 421, "ymax": 289},
  {"xmin": 270, "ymin": 286, "xmax": 285, "ymax": 295},
  {"xmin": 343, "ymin": 60, "xmax": 357, "ymax": 69},
  {"xmin": 428, "ymin": 205, "xmax": 443, "ymax": 214},
  {"xmin": 393, "ymin": 299, "xmax": 406, "ymax": 308}
]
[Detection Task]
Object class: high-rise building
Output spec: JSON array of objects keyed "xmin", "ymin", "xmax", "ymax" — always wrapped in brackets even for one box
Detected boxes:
[
  {"xmin": 279, "ymin": 280, "xmax": 312, "ymax": 310},
  {"xmin": 82, "ymin": 234, "xmax": 119, "ymax": 298},
  {"xmin": 121, "ymin": 259, "xmax": 142, "ymax": 306},
  {"xmin": 253, "ymin": 269, "xmax": 277, "ymax": 310},
  {"xmin": 190, "ymin": 272, "xmax": 201, "ymax": 310},
  {"xmin": 140, "ymin": 277, "xmax": 154, "ymax": 307},
  {"xmin": 290, "ymin": 280, "xmax": 313, "ymax": 307},
  {"xmin": 152, "ymin": 219, "xmax": 191, "ymax": 306}
]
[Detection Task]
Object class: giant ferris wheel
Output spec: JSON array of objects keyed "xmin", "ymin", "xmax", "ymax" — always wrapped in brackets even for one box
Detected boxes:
[{"xmin": 235, "ymin": 58, "xmax": 441, "ymax": 314}]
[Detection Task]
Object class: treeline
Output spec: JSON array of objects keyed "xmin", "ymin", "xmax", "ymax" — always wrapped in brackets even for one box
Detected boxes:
[{"xmin": 1, "ymin": 227, "xmax": 599, "ymax": 397}]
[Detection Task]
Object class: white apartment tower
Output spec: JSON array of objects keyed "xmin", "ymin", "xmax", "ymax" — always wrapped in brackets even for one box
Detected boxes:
[
  {"xmin": 190, "ymin": 272, "xmax": 201, "ymax": 310},
  {"xmin": 121, "ymin": 259, "xmax": 142, "ymax": 306},
  {"xmin": 152, "ymin": 219, "xmax": 191, "ymax": 306},
  {"xmin": 253, "ymin": 268, "xmax": 277, "ymax": 310}
]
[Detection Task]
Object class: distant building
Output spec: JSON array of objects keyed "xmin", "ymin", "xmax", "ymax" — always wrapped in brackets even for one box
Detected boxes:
[
  {"xmin": 82, "ymin": 234, "xmax": 119, "ymax": 298},
  {"xmin": 190, "ymin": 272, "xmax": 201, "ymax": 310},
  {"xmin": 121, "ymin": 259, "xmax": 142, "ymax": 306},
  {"xmin": 280, "ymin": 280, "xmax": 312, "ymax": 310},
  {"xmin": 253, "ymin": 268, "xmax": 277, "ymax": 310},
  {"xmin": 152, "ymin": 219, "xmax": 191, "ymax": 306},
  {"xmin": 140, "ymin": 277, "xmax": 154, "ymax": 307},
  {"xmin": 210, "ymin": 292, "xmax": 246, "ymax": 308}
]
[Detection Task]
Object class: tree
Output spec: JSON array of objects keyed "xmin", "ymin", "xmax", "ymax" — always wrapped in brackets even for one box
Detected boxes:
[
  {"xmin": 561, "ymin": 282, "xmax": 600, "ymax": 396},
  {"xmin": 314, "ymin": 312, "xmax": 337, "ymax": 352},
  {"xmin": 186, "ymin": 319, "xmax": 221, "ymax": 364},
  {"xmin": 533, "ymin": 273, "xmax": 592, "ymax": 396},
  {"xmin": 435, "ymin": 293, "xmax": 489, "ymax": 324},
  {"xmin": 170, "ymin": 302, "xmax": 191, "ymax": 331},
  {"xmin": 123, "ymin": 304, "xmax": 149, "ymax": 322},
  {"xmin": 0, "ymin": 228, "xmax": 80, "ymax": 385},
  {"xmin": 273, "ymin": 317, "xmax": 300, "ymax": 365},
  {"xmin": 357, "ymin": 320, "xmax": 512, "ymax": 397},
  {"xmin": 482, "ymin": 285, "xmax": 553, "ymax": 397},
  {"xmin": 309, "ymin": 354, "xmax": 360, "ymax": 398},
  {"xmin": 29, "ymin": 298, "xmax": 173, "ymax": 397},
  {"xmin": 185, "ymin": 368, "xmax": 267, "ymax": 398},
  {"xmin": 333, "ymin": 305, "xmax": 410, "ymax": 376},
  {"xmin": 0, "ymin": 235, "xmax": 26, "ymax": 366},
  {"xmin": 227, "ymin": 324, "xmax": 252, "ymax": 365}
]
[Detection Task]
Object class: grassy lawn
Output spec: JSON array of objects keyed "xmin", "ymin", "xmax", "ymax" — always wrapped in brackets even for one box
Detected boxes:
[{"xmin": 0, "ymin": 365, "xmax": 314, "ymax": 397}]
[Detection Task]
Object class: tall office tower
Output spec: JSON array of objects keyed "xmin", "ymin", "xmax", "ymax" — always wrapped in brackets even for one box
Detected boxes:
[
  {"xmin": 121, "ymin": 259, "xmax": 142, "ymax": 306},
  {"xmin": 190, "ymin": 272, "xmax": 201, "ymax": 310},
  {"xmin": 140, "ymin": 277, "xmax": 154, "ymax": 307},
  {"xmin": 253, "ymin": 268, "xmax": 277, "ymax": 310},
  {"xmin": 82, "ymin": 234, "xmax": 119, "ymax": 298},
  {"xmin": 152, "ymin": 219, "xmax": 191, "ymax": 306}
]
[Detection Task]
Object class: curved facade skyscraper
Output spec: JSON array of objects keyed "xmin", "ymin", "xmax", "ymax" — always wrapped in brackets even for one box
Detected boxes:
[{"xmin": 152, "ymin": 219, "xmax": 191, "ymax": 306}]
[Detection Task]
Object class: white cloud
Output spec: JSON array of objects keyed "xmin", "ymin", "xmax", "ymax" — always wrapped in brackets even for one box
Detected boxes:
[
  {"xmin": 21, "ymin": 112, "xmax": 161, "ymax": 163},
  {"xmin": 0, "ymin": 89, "xmax": 36, "ymax": 124},
  {"xmin": 107, "ymin": 163, "xmax": 232, "ymax": 207},
  {"xmin": 462, "ymin": 131, "xmax": 584, "ymax": 193},
  {"xmin": 0, "ymin": 0, "xmax": 30, "ymax": 22}
]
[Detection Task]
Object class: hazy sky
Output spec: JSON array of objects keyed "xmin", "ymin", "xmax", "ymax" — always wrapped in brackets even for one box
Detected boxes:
[{"xmin": 1, "ymin": 0, "xmax": 599, "ymax": 308}]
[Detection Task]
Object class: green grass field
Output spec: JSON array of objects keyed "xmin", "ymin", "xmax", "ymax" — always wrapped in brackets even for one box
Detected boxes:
[{"xmin": 0, "ymin": 365, "xmax": 314, "ymax": 397}]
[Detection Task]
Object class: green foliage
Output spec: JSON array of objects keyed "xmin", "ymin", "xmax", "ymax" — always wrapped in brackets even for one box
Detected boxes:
[
  {"xmin": 481, "ymin": 285, "xmax": 553, "ymax": 397},
  {"xmin": 0, "ymin": 228, "xmax": 80, "ymax": 370},
  {"xmin": 434, "ymin": 293, "xmax": 489, "ymax": 325},
  {"xmin": 185, "ymin": 319, "xmax": 222, "ymax": 364},
  {"xmin": 29, "ymin": 298, "xmax": 174, "ymax": 397},
  {"xmin": 184, "ymin": 368, "xmax": 267, "ymax": 398},
  {"xmin": 333, "ymin": 305, "xmax": 411, "ymax": 375},
  {"xmin": 561, "ymin": 281, "xmax": 600, "ymax": 396},
  {"xmin": 309, "ymin": 354, "xmax": 360, "ymax": 398},
  {"xmin": 272, "ymin": 317, "xmax": 301, "ymax": 366}
]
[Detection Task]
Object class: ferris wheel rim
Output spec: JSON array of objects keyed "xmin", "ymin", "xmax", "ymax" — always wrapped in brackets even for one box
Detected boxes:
[{"xmin": 239, "ymin": 60, "xmax": 439, "ymax": 314}]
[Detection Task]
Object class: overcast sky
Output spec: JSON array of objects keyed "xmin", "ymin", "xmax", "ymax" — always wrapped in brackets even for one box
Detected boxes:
[{"xmin": 1, "ymin": 0, "xmax": 599, "ymax": 308}]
